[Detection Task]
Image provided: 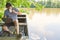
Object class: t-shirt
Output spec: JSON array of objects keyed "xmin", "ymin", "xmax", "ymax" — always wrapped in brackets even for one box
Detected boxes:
[{"xmin": 4, "ymin": 7, "xmax": 19, "ymax": 21}]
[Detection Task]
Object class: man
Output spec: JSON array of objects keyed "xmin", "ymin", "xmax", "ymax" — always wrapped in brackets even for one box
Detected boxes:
[{"xmin": 2, "ymin": 3, "xmax": 21, "ymax": 37}]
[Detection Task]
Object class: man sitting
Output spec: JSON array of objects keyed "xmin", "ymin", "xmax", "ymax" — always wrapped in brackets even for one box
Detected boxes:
[{"xmin": 2, "ymin": 2, "xmax": 22, "ymax": 38}]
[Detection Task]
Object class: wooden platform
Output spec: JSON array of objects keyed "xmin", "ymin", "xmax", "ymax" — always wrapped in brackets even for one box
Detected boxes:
[
  {"xmin": 0, "ymin": 14, "xmax": 29, "ymax": 40},
  {"xmin": 0, "ymin": 36, "xmax": 28, "ymax": 40}
]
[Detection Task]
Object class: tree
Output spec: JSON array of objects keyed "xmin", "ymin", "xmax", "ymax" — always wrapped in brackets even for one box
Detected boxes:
[
  {"xmin": 0, "ymin": 0, "xmax": 44, "ymax": 21},
  {"xmin": 0, "ymin": 0, "xmax": 44, "ymax": 9}
]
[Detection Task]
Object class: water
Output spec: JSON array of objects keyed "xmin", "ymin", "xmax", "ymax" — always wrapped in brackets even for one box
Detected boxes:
[
  {"xmin": 0, "ymin": 27, "xmax": 2, "ymax": 32},
  {"xmin": 27, "ymin": 13, "xmax": 60, "ymax": 40}
]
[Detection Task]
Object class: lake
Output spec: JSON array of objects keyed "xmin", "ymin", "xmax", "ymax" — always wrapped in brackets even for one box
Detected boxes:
[{"xmin": 27, "ymin": 8, "xmax": 60, "ymax": 40}]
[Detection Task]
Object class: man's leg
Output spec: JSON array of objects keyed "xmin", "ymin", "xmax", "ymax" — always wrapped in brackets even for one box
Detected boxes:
[
  {"xmin": 13, "ymin": 20, "xmax": 22, "ymax": 40},
  {"xmin": 13, "ymin": 20, "xmax": 19, "ymax": 35},
  {"xmin": 2, "ymin": 25, "xmax": 13, "ymax": 34}
]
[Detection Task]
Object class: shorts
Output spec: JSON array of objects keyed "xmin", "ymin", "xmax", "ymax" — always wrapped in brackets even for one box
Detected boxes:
[{"xmin": 3, "ymin": 22, "xmax": 15, "ymax": 27}]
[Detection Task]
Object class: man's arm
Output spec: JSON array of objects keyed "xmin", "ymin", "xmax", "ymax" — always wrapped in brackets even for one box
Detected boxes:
[
  {"xmin": 13, "ymin": 10, "xmax": 20, "ymax": 15},
  {"xmin": 12, "ymin": 8, "xmax": 20, "ymax": 15},
  {"xmin": 12, "ymin": 10, "xmax": 19, "ymax": 14}
]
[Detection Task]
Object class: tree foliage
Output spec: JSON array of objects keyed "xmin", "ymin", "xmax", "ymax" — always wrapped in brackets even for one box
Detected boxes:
[
  {"xmin": 0, "ymin": 0, "xmax": 44, "ymax": 9},
  {"xmin": 0, "ymin": 0, "xmax": 44, "ymax": 21},
  {"xmin": 38, "ymin": 0, "xmax": 60, "ymax": 8}
]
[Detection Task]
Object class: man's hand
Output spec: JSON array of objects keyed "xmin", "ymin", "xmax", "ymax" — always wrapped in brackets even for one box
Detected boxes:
[
  {"xmin": 9, "ymin": 9, "xmax": 12, "ymax": 13},
  {"xmin": 9, "ymin": 9, "xmax": 17, "ymax": 14},
  {"xmin": 9, "ymin": 8, "xmax": 20, "ymax": 15},
  {"xmin": 12, "ymin": 10, "xmax": 18, "ymax": 14}
]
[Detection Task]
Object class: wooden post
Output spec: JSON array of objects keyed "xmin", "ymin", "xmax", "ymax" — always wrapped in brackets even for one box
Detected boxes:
[{"xmin": 17, "ymin": 14, "xmax": 28, "ymax": 40}]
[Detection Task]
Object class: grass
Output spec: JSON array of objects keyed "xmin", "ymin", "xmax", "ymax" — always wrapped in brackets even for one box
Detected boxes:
[{"xmin": 0, "ymin": 37, "xmax": 17, "ymax": 40}]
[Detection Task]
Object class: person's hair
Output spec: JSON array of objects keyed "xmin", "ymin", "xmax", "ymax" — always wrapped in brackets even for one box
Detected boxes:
[{"xmin": 6, "ymin": 2, "xmax": 12, "ymax": 8}]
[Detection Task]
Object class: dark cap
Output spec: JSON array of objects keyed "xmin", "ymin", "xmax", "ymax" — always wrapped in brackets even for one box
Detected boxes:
[{"xmin": 6, "ymin": 2, "xmax": 12, "ymax": 8}]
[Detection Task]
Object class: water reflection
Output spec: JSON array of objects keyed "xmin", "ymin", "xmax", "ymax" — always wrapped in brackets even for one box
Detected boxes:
[{"xmin": 28, "ymin": 13, "xmax": 60, "ymax": 40}]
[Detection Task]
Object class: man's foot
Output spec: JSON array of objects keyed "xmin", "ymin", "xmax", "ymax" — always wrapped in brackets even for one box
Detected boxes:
[
  {"xmin": 3, "ymin": 31, "xmax": 12, "ymax": 36},
  {"xmin": 16, "ymin": 33, "xmax": 22, "ymax": 40}
]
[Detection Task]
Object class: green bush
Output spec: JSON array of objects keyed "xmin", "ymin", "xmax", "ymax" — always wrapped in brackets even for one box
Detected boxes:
[{"xmin": 0, "ymin": 9, "xmax": 4, "ymax": 22}]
